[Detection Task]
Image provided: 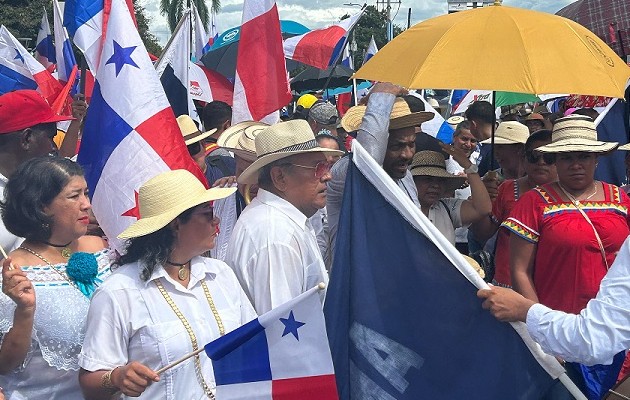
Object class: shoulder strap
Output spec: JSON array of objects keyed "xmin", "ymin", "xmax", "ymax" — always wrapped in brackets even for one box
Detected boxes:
[
  {"xmin": 558, "ymin": 183, "xmax": 609, "ymax": 270},
  {"xmin": 439, "ymin": 199, "xmax": 453, "ymax": 221}
]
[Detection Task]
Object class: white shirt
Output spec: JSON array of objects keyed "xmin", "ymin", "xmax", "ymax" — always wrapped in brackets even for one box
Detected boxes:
[
  {"xmin": 445, "ymin": 150, "xmax": 480, "ymax": 244},
  {"xmin": 79, "ymin": 257, "xmax": 256, "ymax": 400},
  {"xmin": 426, "ymin": 198, "xmax": 464, "ymax": 245},
  {"xmin": 226, "ymin": 189, "xmax": 328, "ymax": 315},
  {"xmin": 0, "ymin": 172, "xmax": 23, "ymax": 253},
  {"xmin": 526, "ymin": 235, "xmax": 630, "ymax": 366}
]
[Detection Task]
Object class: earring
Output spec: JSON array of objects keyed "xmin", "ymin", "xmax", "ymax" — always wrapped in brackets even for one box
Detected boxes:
[{"xmin": 42, "ymin": 223, "xmax": 49, "ymax": 229}]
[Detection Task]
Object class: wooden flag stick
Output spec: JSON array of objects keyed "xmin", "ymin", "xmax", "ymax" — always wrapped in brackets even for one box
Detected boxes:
[
  {"xmin": 0, "ymin": 244, "xmax": 8, "ymax": 260},
  {"xmin": 155, "ymin": 347, "xmax": 205, "ymax": 375}
]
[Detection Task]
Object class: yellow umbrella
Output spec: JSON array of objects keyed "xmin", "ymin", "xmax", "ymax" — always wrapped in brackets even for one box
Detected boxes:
[{"xmin": 355, "ymin": 2, "xmax": 630, "ymax": 98}]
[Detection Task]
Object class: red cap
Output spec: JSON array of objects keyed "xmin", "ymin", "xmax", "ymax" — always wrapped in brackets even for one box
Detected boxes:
[{"xmin": 0, "ymin": 90, "xmax": 74, "ymax": 134}]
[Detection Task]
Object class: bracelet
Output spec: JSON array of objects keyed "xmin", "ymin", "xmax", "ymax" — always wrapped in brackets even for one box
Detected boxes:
[{"xmin": 101, "ymin": 367, "xmax": 119, "ymax": 390}]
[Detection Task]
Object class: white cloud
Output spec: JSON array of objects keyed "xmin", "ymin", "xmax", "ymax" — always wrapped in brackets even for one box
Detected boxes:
[{"xmin": 142, "ymin": 0, "xmax": 576, "ymax": 46}]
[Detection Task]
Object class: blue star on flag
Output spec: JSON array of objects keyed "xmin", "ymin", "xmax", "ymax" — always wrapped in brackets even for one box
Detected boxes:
[
  {"xmin": 14, "ymin": 49, "xmax": 24, "ymax": 63},
  {"xmin": 279, "ymin": 310, "xmax": 306, "ymax": 340},
  {"xmin": 106, "ymin": 41, "xmax": 139, "ymax": 76}
]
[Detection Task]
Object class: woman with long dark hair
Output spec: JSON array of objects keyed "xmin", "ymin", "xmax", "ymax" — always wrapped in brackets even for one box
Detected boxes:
[
  {"xmin": 0, "ymin": 156, "xmax": 111, "ymax": 399},
  {"xmin": 78, "ymin": 169, "xmax": 256, "ymax": 399}
]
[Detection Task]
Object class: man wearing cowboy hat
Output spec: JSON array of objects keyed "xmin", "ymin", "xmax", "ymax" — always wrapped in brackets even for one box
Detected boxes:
[
  {"xmin": 326, "ymin": 82, "xmax": 434, "ymax": 261},
  {"xmin": 225, "ymin": 119, "xmax": 343, "ymax": 314},
  {"xmin": 0, "ymin": 90, "xmax": 74, "ymax": 254}
]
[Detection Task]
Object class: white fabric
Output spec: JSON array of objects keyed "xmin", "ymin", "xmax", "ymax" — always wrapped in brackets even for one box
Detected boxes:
[
  {"xmin": 526, "ymin": 235, "xmax": 630, "ymax": 366},
  {"xmin": 427, "ymin": 198, "xmax": 464, "ymax": 245},
  {"xmin": 211, "ymin": 188, "xmax": 238, "ymax": 262},
  {"xmin": 226, "ymin": 189, "xmax": 328, "ymax": 315},
  {"xmin": 0, "ymin": 250, "xmax": 113, "ymax": 400},
  {"xmin": 79, "ymin": 256, "xmax": 256, "ymax": 400},
  {"xmin": 0, "ymin": 173, "xmax": 23, "ymax": 253}
]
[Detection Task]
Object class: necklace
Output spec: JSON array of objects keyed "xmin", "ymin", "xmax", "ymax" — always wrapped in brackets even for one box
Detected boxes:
[
  {"xmin": 558, "ymin": 181, "xmax": 598, "ymax": 203},
  {"xmin": 43, "ymin": 240, "xmax": 73, "ymax": 259},
  {"xmin": 154, "ymin": 278, "xmax": 224, "ymax": 399},
  {"xmin": 19, "ymin": 246, "xmax": 80, "ymax": 292},
  {"xmin": 166, "ymin": 260, "xmax": 191, "ymax": 281}
]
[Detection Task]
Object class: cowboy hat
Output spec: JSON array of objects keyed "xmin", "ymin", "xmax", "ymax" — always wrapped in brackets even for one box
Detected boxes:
[
  {"xmin": 536, "ymin": 114, "xmax": 618, "ymax": 153},
  {"xmin": 118, "ymin": 170, "xmax": 235, "ymax": 239},
  {"xmin": 409, "ymin": 150, "xmax": 467, "ymax": 193},
  {"xmin": 341, "ymin": 97, "xmax": 434, "ymax": 132},
  {"xmin": 237, "ymin": 119, "xmax": 344, "ymax": 185},
  {"xmin": 480, "ymin": 121, "xmax": 529, "ymax": 145},
  {"xmin": 176, "ymin": 115, "xmax": 216, "ymax": 145},
  {"xmin": 217, "ymin": 121, "xmax": 269, "ymax": 162}
]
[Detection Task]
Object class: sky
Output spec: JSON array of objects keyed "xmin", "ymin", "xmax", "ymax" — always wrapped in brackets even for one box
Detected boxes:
[{"xmin": 139, "ymin": 0, "xmax": 576, "ymax": 46}]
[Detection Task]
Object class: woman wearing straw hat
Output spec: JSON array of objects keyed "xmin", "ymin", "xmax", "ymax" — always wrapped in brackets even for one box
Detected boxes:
[
  {"xmin": 78, "ymin": 169, "xmax": 256, "ymax": 399},
  {"xmin": 409, "ymin": 149, "xmax": 492, "ymax": 245},
  {"xmin": 503, "ymin": 115, "xmax": 630, "ymax": 399},
  {"xmin": 0, "ymin": 157, "xmax": 112, "ymax": 399}
]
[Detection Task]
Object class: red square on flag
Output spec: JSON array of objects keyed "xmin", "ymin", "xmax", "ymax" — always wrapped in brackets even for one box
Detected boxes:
[{"xmin": 271, "ymin": 374, "xmax": 338, "ymax": 400}]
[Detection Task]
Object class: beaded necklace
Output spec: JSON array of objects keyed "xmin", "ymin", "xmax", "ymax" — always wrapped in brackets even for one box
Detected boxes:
[{"xmin": 154, "ymin": 277, "xmax": 225, "ymax": 399}]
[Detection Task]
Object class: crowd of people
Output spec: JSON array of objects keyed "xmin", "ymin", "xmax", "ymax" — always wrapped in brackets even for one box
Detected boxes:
[{"xmin": 1, "ymin": 82, "xmax": 630, "ymax": 400}]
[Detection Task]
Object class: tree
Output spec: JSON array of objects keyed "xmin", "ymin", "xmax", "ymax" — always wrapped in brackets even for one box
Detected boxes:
[
  {"xmin": 0, "ymin": 0, "xmax": 50, "ymax": 49},
  {"xmin": 341, "ymin": 5, "xmax": 404, "ymax": 69},
  {"xmin": 134, "ymin": 2, "xmax": 163, "ymax": 56},
  {"xmin": 160, "ymin": 0, "xmax": 220, "ymax": 33}
]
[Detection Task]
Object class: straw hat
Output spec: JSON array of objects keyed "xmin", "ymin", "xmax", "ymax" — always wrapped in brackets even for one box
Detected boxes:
[
  {"xmin": 217, "ymin": 121, "xmax": 269, "ymax": 162},
  {"xmin": 341, "ymin": 98, "xmax": 434, "ymax": 132},
  {"xmin": 537, "ymin": 114, "xmax": 618, "ymax": 153},
  {"xmin": 237, "ymin": 119, "xmax": 344, "ymax": 185},
  {"xmin": 409, "ymin": 151, "xmax": 466, "ymax": 193},
  {"xmin": 176, "ymin": 115, "xmax": 216, "ymax": 145},
  {"xmin": 447, "ymin": 115, "xmax": 465, "ymax": 130},
  {"xmin": 118, "ymin": 170, "xmax": 236, "ymax": 239},
  {"xmin": 463, "ymin": 255, "xmax": 485, "ymax": 279},
  {"xmin": 480, "ymin": 121, "xmax": 529, "ymax": 145},
  {"xmin": 618, "ymin": 143, "xmax": 630, "ymax": 151}
]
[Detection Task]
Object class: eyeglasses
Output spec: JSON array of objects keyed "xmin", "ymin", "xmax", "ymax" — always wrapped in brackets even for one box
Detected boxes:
[
  {"xmin": 283, "ymin": 161, "xmax": 333, "ymax": 179},
  {"xmin": 525, "ymin": 151, "xmax": 555, "ymax": 165},
  {"xmin": 187, "ymin": 141, "xmax": 202, "ymax": 156}
]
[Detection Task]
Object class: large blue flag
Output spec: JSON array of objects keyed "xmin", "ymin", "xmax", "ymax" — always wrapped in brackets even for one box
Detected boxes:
[{"xmin": 324, "ymin": 141, "xmax": 568, "ymax": 399}]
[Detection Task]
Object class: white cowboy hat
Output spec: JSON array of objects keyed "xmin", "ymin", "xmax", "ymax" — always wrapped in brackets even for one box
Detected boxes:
[
  {"xmin": 217, "ymin": 121, "xmax": 269, "ymax": 162},
  {"xmin": 237, "ymin": 119, "xmax": 344, "ymax": 185},
  {"xmin": 176, "ymin": 115, "xmax": 216, "ymax": 145},
  {"xmin": 340, "ymin": 97, "xmax": 434, "ymax": 132},
  {"xmin": 480, "ymin": 121, "xmax": 529, "ymax": 145}
]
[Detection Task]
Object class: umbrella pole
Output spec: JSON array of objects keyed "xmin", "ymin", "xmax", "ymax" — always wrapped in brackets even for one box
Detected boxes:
[
  {"xmin": 352, "ymin": 78, "xmax": 358, "ymax": 105},
  {"xmin": 490, "ymin": 90, "xmax": 496, "ymax": 171}
]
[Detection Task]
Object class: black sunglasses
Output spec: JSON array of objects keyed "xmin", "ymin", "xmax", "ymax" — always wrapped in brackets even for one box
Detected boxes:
[
  {"xmin": 187, "ymin": 141, "xmax": 202, "ymax": 156},
  {"xmin": 525, "ymin": 151, "xmax": 555, "ymax": 165}
]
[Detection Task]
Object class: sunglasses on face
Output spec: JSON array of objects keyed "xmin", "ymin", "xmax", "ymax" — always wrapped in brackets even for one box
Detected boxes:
[
  {"xmin": 525, "ymin": 151, "xmax": 555, "ymax": 165},
  {"xmin": 187, "ymin": 141, "xmax": 202, "ymax": 156},
  {"xmin": 283, "ymin": 161, "xmax": 333, "ymax": 179}
]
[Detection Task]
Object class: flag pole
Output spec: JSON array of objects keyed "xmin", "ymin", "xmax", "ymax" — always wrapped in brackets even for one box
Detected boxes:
[
  {"xmin": 155, "ymin": 347, "xmax": 205, "ymax": 375},
  {"xmin": 559, "ymin": 373, "xmax": 588, "ymax": 400}
]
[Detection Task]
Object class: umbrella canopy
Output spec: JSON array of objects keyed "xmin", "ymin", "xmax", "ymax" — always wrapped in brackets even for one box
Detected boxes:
[
  {"xmin": 355, "ymin": 4, "xmax": 630, "ymax": 98},
  {"xmin": 291, "ymin": 64, "xmax": 361, "ymax": 92},
  {"xmin": 556, "ymin": 0, "xmax": 630, "ymax": 58},
  {"xmin": 201, "ymin": 20, "xmax": 309, "ymax": 79}
]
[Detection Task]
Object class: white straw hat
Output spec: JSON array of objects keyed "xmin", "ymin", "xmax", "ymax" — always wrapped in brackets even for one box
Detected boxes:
[
  {"xmin": 176, "ymin": 115, "xmax": 216, "ymax": 145},
  {"xmin": 118, "ymin": 170, "xmax": 236, "ymax": 239},
  {"xmin": 237, "ymin": 119, "xmax": 344, "ymax": 185},
  {"xmin": 217, "ymin": 121, "xmax": 269, "ymax": 162},
  {"xmin": 480, "ymin": 121, "xmax": 529, "ymax": 145},
  {"xmin": 341, "ymin": 97, "xmax": 434, "ymax": 132},
  {"xmin": 409, "ymin": 150, "xmax": 466, "ymax": 193},
  {"xmin": 537, "ymin": 114, "xmax": 618, "ymax": 153}
]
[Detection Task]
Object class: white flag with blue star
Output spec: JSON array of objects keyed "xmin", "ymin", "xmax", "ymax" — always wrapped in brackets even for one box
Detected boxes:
[{"xmin": 204, "ymin": 285, "xmax": 339, "ymax": 399}]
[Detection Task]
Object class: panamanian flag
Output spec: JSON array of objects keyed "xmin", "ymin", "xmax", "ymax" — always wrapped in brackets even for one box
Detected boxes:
[
  {"xmin": 66, "ymin": 0, "xmax": 207, "ymax": 250},
  {"xmin": 35, "ymin": 8, "xmax": 56, "ymax": 71},
  {"xmin": 205, "ymin": 285, "xmax": 339, "ymax": 399}
]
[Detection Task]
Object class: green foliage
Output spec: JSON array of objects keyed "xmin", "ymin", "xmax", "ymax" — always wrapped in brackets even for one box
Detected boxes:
[
  {"xmin": 134, "ymin": 2, "xmax": 163, "ymax": 56},
  {"xmin": 160, "ymin": 0, "xmax": 220, "ymax": 33},
  {"xmin": 341, "ymin": 5, "xmax": 403, "ymax": 68},
  {"xmin": 0, "ymin": 0, "xmax": 50, "ymax": 49}
]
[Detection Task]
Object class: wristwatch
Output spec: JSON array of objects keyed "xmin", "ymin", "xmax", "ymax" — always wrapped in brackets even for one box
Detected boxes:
[{"xmin": 464, "ymin": 164, "xmax": 479, "ymax": 174}]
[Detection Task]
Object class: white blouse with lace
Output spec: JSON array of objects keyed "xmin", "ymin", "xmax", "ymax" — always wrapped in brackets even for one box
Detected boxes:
[{"xmin": 0, "ymin": 249, "xmax": 113, "ymax": 400}]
